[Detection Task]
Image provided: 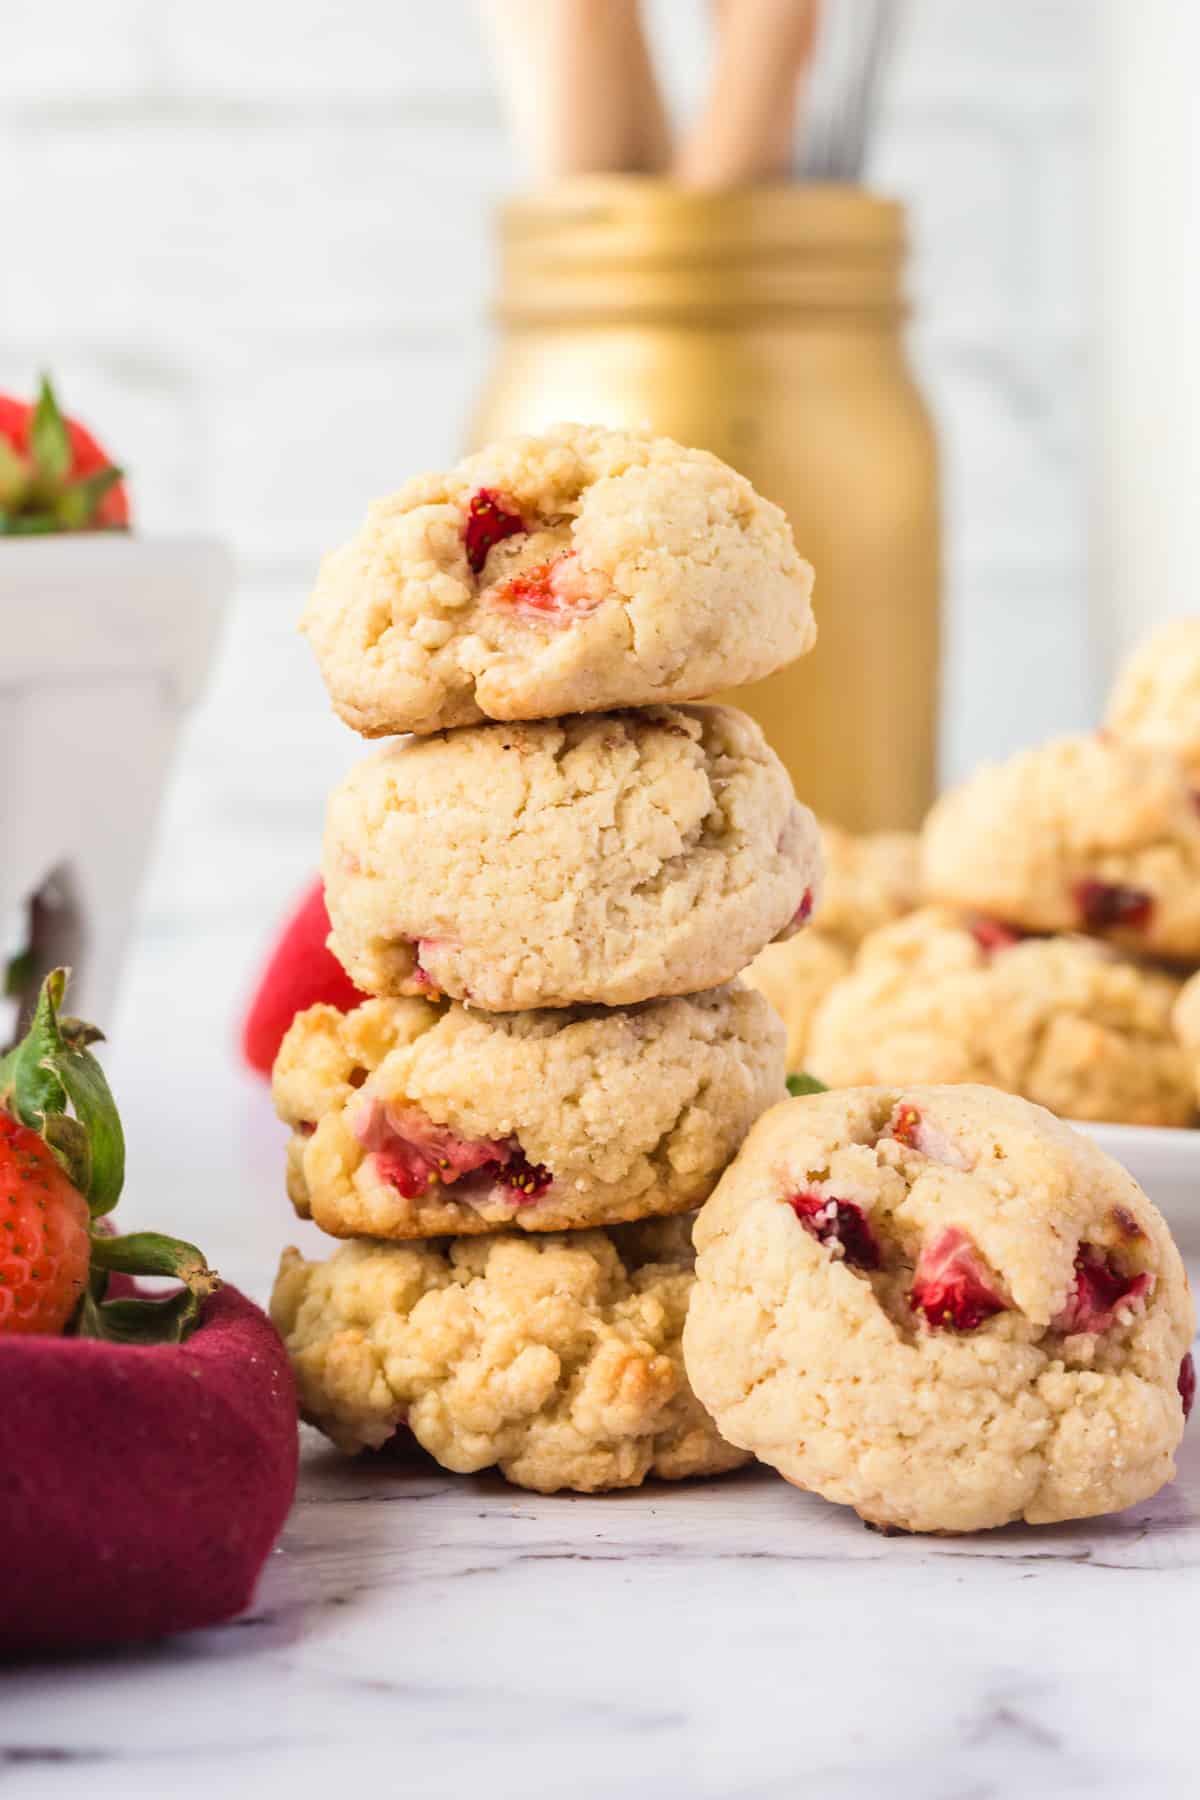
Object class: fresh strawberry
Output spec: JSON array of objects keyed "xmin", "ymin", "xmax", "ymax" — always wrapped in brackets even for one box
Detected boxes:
[
  {"xmin": 911, "ymin": 1227, "xmax": 1009, "ymax": 1331},
  {"xmin": 0, "ymin": 375, "xmax": 129, "ymax": 535},
  {"xmin": 242, "ymin": 879, "xmax": 364, "ymax": 1077},
  {"xmin": 0, "ymin": 1113, "xmax": 92, "ymax": 1335},
  {"xmin": 0, "ymin": 970, "xmax": 216, "ymax": 1342}
]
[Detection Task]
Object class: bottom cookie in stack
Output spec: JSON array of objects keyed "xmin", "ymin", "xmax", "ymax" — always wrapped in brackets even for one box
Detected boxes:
[{"xmin": 270, "ymin": 1215, "xmax": 750, "ymax": 1495}]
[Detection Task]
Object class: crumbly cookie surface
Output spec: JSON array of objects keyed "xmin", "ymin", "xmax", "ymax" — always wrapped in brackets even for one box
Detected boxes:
[
  {"xmin": 807, "ymin": 908, "xmax": 1193, "ymax": 1127},
  {"xmin": 744, "ymin": 931, "xmax": 851, "ymax": 1072},
  {"xmin": 1173, "ymin": 972, "xmax": 1200, "ymax": 1107},
  {"xmin": 921, "ymin": 734, "xmax": 1200, "ymax": 961},
  {"xmin": 684, "ymin": 1085, "xmax": 1195, "ymax": 1533},
  {"xmin": 323, "ymin": 704, "xmax": 820, "ymax": 1010},
  {"xmin": 274, "ymin": 984, "xmax": 786, "ymax": 1238},
  {"xmin": 302, "ymin": 422, "xmax": 816, "ymax": 737},
  {"xmin": 1107, "ymin": 618, "xmax": 1200, "ymax": 781},
  {"xmin": 270, "ymin": 1217, "xmax": 749, "ymax": 1493},
  {"xmin": 816, "ymin": 823, "xmax": 921, "ymax": 947}
]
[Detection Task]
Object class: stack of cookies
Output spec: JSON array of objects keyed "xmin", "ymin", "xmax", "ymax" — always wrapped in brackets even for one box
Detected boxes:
[
  {"xmin": 267, "ymin": 423, "xmax": 823, "ymax": 1495},
  {"xmin": 753, "ymin": 617, "xmax": 1200, "ymax": 1131}
]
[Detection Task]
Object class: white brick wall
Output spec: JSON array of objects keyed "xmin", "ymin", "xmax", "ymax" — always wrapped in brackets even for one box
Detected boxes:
[{"xmin": 2, "ymin": 0, "xmax": 1094, "ymax": 968}]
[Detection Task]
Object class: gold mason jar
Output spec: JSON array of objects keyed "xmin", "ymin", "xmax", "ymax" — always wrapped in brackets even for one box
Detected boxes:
[{"xmin": 468, "ymin": 177, "xmax": 940, "ymax": 831}]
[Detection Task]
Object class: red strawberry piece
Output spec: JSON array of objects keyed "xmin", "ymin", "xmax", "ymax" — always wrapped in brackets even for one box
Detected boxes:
[
  {"xmin": 880, "ymin": 1102, "xmax": 972, "ymax": 1170},
  {"xmin": 888, "ymin": 1103, "xmax": 922, "ymax": 1148},
  {"xmin": 1073, "ymin": 880, "xmax": 1154, "ymax": 933},
  {"xmin": 242, "ymin": 879, "xmax": 365, "ymax": 1077},
  {"xmin": 0, "ymin": 375, "xmax": 129, "ymax": 534},
  {"xmin": 791, "ymin": 888, "xmax": 815, "ymax": 929},
  {"xmin": 358, "ymin": 1100, "xmax": 551, "ymax": 1205},
  {"xmin": 464, "ymin": 486, "xmax": 525, "ymax": 573},
  {"xmin": 911, "ymin": 1227, "xmax": 1009, "ymax": 1331},
  {"xmin": 497, "ymin": 1149, "xmax": 554, "ymax": 1202},
  {"xmin": 1053, "ymin": 1245, "xmax": 1154, "ymax": 1335},
  {"xmin": 1179, "ymin": 1352, "xmax": 1195, "ymax": 1420},
  {"xmin": 0, "ymin": 1112, "xmax": 92, "ymax": 1336},
  {"xmin": 787, "ymin": 1191, "xmax": 879, "ymax": 1269},
  {"xmin": 968, "ymin": 915, "xmax": 1024, "ymax": 953}
]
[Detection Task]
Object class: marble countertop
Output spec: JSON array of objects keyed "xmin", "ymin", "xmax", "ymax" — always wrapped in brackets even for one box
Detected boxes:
[{"xmin": 6, "ymin": 928, "xmax": 1200, "ymax": 1799}]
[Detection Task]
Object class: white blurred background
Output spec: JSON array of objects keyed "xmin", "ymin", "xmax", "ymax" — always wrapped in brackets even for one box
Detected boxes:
[{"xmin": 0, "ymin": 0, "xmax": 1096, "ymax": 1263}]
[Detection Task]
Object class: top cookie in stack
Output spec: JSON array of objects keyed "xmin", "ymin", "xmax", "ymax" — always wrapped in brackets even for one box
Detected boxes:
[
  {"xmin": 280, "ymin": 423, "xmax": 823, "ymax": 1245},
  {"xmin": 302, "ymin": 420, "xmax": 815, "ymax": 736}
]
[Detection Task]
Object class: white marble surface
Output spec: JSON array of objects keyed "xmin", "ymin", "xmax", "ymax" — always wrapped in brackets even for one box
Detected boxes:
[{"xmin": 5, "ymin": 927, "xmax": 1200, "ymax": 1799}]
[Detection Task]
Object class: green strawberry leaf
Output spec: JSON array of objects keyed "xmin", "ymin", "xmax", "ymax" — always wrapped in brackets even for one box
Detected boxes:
[
  {"xmin": 0, "ymin": 438, "xmax": 29, "ymax": 509},
  {"xmin": 79, "ymin": 1232, "xmax": 219, "ymax": 1344},
  {"xmin": 29, "ymin": 375, "xmax": 72, "ymax": 487},
  {"xmin": 787, "ymin": 1071, "xmax": 828, "ymax": 1096},
  {"xmin": 1, "ymin": 968, "xmax": 124, "ymax": 1214},
  {"xmin": 76, "ymin": 1287, "xmax": 209, "ymax": 1346},
  {"xmin": 55, "ymin": 464, "xmax": 124, "ymax": 530},
  {"xmin": 3, "ymin": 970, "xmax": 217, "ymax": 1344}
]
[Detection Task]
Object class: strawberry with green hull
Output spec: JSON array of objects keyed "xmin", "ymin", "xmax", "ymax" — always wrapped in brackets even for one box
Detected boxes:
[
  {"xmin": 0, "ymin": 970, "xmax": 215, "ymax": 1342},
  {"xmin": 0, "ymin": 375, "xmax": 129, "ymax": 536},
  {"xmin": 0, "ymin": 972, "xmax": 298, "ymax": 1653}
]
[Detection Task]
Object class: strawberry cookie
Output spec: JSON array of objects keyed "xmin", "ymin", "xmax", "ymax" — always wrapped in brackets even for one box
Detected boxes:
[
  {"xmin": 806, "ymin": 908, "xmax": 1193, "ymax": 1127},
  {"xmin": 744, "ymin": 931, "xmax": 851, "ymax": 1071},
  {"xmin": 323, "ymin": 704, "xmax": 820, "ymax": 1010},
  {"xmin": 684, "ymin": 1085, "xmax": 1195, "ymax": 1533},
  {"xmin": 1107, "ymin": 617, "xmax": 1200, "ymax": 782},
  {"xmin": 274, "ymin": 983, "xmax": 785, "ymax": 1238},
  {"xmin": 1172, "ymin": 972, "xmax": 1200, "ymax": 1106},
  {"xmin": 812, "ymin": 822, "xmax": 921, "ymax": 947},
  {"xmin": 302, "ymin": 422, "xmax": 815, "ymax": 737},
  {"xmin": 922, "ymin": 734, "xmax": 1200, "ymax": 962},
  {"xmin": 271, "ymin": 1216, "xmax": 749, "ymax": 1493}
]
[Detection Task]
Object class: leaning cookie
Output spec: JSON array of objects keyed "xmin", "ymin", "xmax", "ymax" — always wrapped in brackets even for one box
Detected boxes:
[
  {"xmin": 1107, "ymin": 617, "xmax": 1200, "ymax": 782},
  {"xmin": 922, "ymin": 733, "xmax": 1200, "ymax": 962},
  {"xmin": 323, "ymin": 704, "xmax": 820, "ymax": 1011},
  {"xmin": 806, "ymin": 908, "xmax": 1194, "ymax": 1128},
  {"xmin": 302, "ymin": 422, "xmax": 815, "ymax": 737},
  {"xmin": 274, "ymin": 984, "xmax": 785, "ymax": 1238},
  {"xmin": 684, "ymin": 1085, "xmax": 1195, "ymax": 1534},
  {"xmin": 270, "ymin": 1218, "xmax": 750, "ymax": 1494}
]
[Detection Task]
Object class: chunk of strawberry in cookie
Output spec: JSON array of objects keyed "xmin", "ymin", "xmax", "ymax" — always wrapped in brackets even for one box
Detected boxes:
[
  {"xmin": 356, "ymin": 1100, "xmax": 551, "ymax": 1206},
  {"xmin": 968, "ymin": 915, "xmax": 1025, "ymax": 953},
  {"xmin": 486, "ymin": 549, "xmax": 607, "ymax": 621},
  {"xmin": 1073, "ymin": 879, "xmax": 1154, "ymax": 933},
  {"xmin": 1180, "ymin": 1353, "xmax": 1196, "ymax": 1420},
  {"xmin": 787, "ymin": 1192, "xmax": 879, "ymax": 1269},
  {"xmin": 789, "ymin": 888, "xmax": 815, "ymax": 929},
  {"xmin": 1053, "ymin": 1245, "xmax": 1154, "ymax": 1335},
  {"xmin": 881, "ymin": 1103, "xmax": 972, "ymax": 1171},
  {"xmin": 464, "ymin": 488, "xmax": 525, "ymax": 573},
  {"xmin": 911, "ymin": 1227, "xmax": 1009, "ymax": 1331}
]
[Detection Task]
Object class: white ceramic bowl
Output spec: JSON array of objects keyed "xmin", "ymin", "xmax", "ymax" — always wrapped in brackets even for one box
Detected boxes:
[
  {"xmin": 0, "ymin": 535, "xmax": 230, "ymax": 1031},
  {"xmin": 1080, "ymin": 1122, "xmax": 1200, "ymax": 1254}
]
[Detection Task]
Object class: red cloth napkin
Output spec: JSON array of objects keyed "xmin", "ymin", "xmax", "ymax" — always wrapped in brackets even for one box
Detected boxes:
[{"xmin": 0, "ymin": 1283, "xmax": 298, "ymax": 1655}]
